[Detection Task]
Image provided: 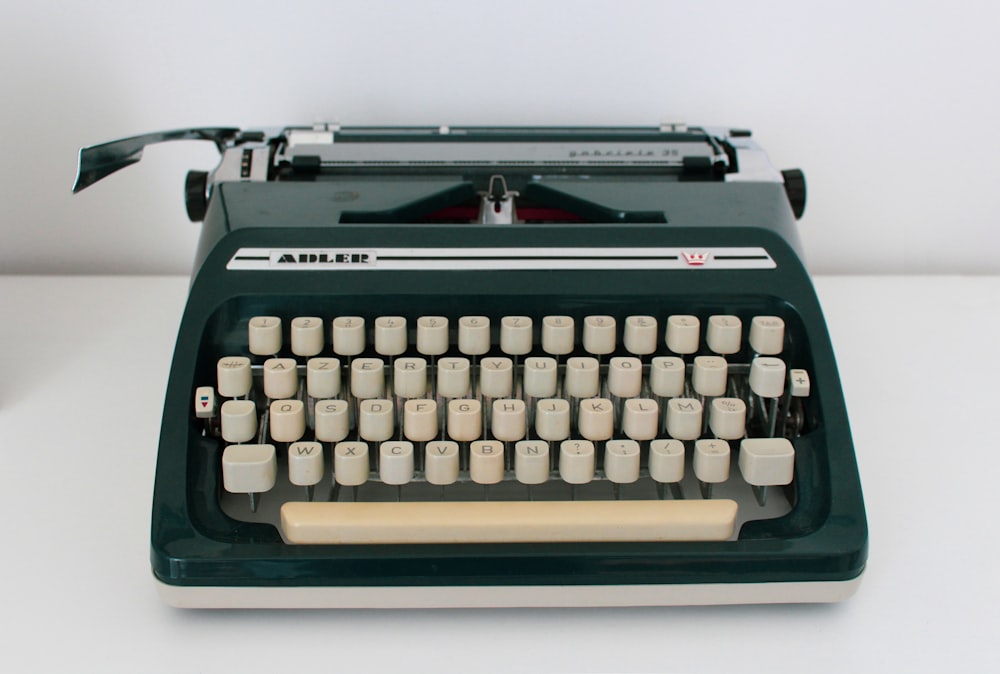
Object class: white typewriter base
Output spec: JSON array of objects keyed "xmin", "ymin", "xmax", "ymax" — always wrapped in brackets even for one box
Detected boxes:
[{"xmin": 156, "ymin": 574, "xmax": 863, "ymax": 608}]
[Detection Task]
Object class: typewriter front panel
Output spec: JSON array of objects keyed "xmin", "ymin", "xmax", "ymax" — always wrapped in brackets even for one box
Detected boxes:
[{"xmin": 151, "ymin": 210, "xmax": 866, "ymax": 605}]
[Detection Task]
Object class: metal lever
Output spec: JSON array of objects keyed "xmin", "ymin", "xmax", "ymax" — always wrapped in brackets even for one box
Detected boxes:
[
  {"xmin": 478, "ymin": 175, "xmax": 519, "ymax": 225},
  {"xmin": 72, "ymin": 127, "xmax": 240, "ymax": 193}
]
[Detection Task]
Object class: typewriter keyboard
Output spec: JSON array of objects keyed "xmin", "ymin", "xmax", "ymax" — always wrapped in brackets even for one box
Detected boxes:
[{"xmin": 195, "ymin": 313, "xmax": 812, "ymax": 544}]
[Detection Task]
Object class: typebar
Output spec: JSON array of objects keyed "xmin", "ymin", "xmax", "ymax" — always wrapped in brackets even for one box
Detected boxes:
[{"xmin": 280, "ymin": 499, "xmax": 737, "ymax": 544}]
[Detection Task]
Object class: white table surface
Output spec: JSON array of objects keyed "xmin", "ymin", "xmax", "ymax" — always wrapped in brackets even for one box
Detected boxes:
[{"xmin": 1, "ymin": 275, "xmax": 997, "ymax": 673}]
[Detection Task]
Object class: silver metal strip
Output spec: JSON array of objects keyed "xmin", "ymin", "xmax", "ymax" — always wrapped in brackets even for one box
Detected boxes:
[
  {"xmin": 226, "ymin": 247, "xmax": 776, "ymax": 271},
  {"xmin": 274, "ymin": 142, "xmax": 717, "ymax": 166}
]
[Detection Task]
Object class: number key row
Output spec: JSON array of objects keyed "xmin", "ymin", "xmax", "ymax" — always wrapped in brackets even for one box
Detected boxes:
[{"xmin": 246, "ymin": 314, "xmax": 787, "ymax": 358}]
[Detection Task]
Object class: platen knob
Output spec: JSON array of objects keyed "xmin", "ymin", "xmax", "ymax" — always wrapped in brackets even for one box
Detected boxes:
[
  {"xmin": 781, "ymin": 168, "xmax": 806, "ymax": 220},
  {"xmin": 185, "ymin": 170, "xmax": 209, "ymax": 222}
]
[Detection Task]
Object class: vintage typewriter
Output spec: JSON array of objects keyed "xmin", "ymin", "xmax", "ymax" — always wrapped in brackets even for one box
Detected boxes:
[{"xmin": 74, "ymin": 123, "xmax": 867, "ymax": 607}]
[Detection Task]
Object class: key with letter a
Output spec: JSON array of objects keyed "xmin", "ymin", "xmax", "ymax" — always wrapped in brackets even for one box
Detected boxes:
[{"xmin": 264, "ymin": 358, "xmax": 298, "ymax": 400}]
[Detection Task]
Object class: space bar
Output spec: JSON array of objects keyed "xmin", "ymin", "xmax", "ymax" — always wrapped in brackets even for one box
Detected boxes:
[{"xmin": 280, "ymin": 500, "xmax": 738, "ymax": 544}]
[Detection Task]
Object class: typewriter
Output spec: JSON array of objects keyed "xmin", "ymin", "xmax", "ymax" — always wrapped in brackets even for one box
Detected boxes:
[{"xmin": 74, "ymin": 123, "xmax": 867, "ymax": 608}]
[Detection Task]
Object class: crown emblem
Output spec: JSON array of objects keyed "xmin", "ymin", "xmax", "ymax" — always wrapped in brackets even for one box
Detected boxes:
[{"xmin": 681, "ymin": 251, "xmax": 709, "ymax": 266}]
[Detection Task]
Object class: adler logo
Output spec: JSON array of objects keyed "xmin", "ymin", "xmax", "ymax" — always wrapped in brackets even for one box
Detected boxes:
[{"xmin": 273, "ymin": 251, "xmax": 374, "ymax": 265}]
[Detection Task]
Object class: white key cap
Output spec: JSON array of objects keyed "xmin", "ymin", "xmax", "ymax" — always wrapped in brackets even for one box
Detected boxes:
[
  {"xmin": 623, "ymin": 315, "xmax": 657, "ymax": 355},
  {"xmin": 749, "ymin": 357, "xmax": 786, "ymax": 399},
  {"xmin": 447, "ymin": 399, "xmax": 482, "ymax": 441},
  {"xmin": 288, "ymin": 441, "xmax": 324, "ymax": 487},
  {"xmin": 194, "ymin": 386, "xmax": 216, "ymax": 418},
  {"xmin": 416, "ymin": 316, "xmax": 449, "ymax": 356},
  {"xmin": 393, "ymin": 357, "xmax": 427, "ymax": 398},
  {"xmin": 523, "ymin": 357, "xmax": 558, "ymax": 398},
  {"xmin": 749, "ymin": 316, "xmax": 785, "ymax": 355},
  {"xmin": 666, "ymin": 398, "xmax": 703, "ymax": 440},
  {"xmin": 608, "ymin": 357, "xmax": 643, "ymax": 398},
  {"xmin": 248, "ymin": 316, "xmax": 282, "ymax": 356},
  {"xmin": 358, "ymin": 399, "xmax": 394, "ymax": 442},
  {"xmin": 290, "ymin": 317, "xmax": 324, "ymax": 357},
  {"xmin": 739, "ymin": 438, "xmax": 795, "ymax": 486},
  {"xmin": 789, "ymin": 369, "xmax": 811, "ymax": 397},
  {"xmin": 221, "ymin": 400, "xmax": 258, "ymax": 443},
  {"xmin": 217, "ymin": 356, "xmax": 252, "ymax": 398},
  {"xmin": 604, "ymin": 439, "xmax": 640, "ymax": 484},
  {"xmin": 270, "ymin": 399, "xmax": 306, "ymax": 443},
  {"xmin": 374, "ymin": 316, "xmax": 407, "ymax": 356},
  {"xmin": 578, "ymin": 398, "xmax": 614, "ymax": 441},
  {"xmin": 500, "ymin": 316, "xmax": 533, "ymax": 355},
  {"xmin": 480, "ymin": 357, "xmax": 513, "ymax": 398},
  {"xmin": 470, "ymin": 440, "xmax": 504, "ymax": 484},
  {"xmin": 314, "ymin": 399, "xmax": 350, "ymax": 442},
  {"xmin": 515, "ymin": 440, "xmax": 549, "ymax": 485},
  {"xmin": 436, "ymin": 357, "xmax": 471, "ymax": 398},
  {"xmin": 306, "ymin": 358, "xmax": 341, "ymax": 399},
  {"xmin": 491, "ymin": 399, "xmax": 526, "ymax": 442},
  {"xmin": 263, "ymin": 358, "xmax": 298, "ymax": 399},
  {"xmin": 458, "ymin": 316, "xmax": 490, "ymax": 356},
  {"xmin": 332, "ymin": 316, "xmax": 365, "ymax": 357},
  {"xmin": 379, "ymin": 441, "xmax": 414, "ymax": 485},
  {"xmin": 351, "ymin": 357, "xmax": 385, "ymax": 399},
  {"xmin": 709, "ymin": 398, "xmax": 746, "ymax": 440},
  {"xmin": 333, "ymin": 441, "xmax": 369, "ymax": 486},
  {"xmin": 565, "ymin": 357, "xmax": 600, "ymax": 398},
  {"xmin": 693, "ymin": 439, "xmax": 730, "ymax": 484},
  {"xmin": 424, "ymin": 441, "xmax": 460, "ymax": 486},
  {"xmin": 706, "ymin": 315, "xmax": 742, "ymax": 355},
  {"xmin": 222, "ymin": 444, "xmax": 277, "ymax": 494},
  {"xmin": 692, "ymin": 356, "xmax": 728, "ymax": 397},
  {"xmin": 542, "ymin": 315, "xmax": 574, "ymax": 355},
  {"xmin": 534, "ymin": 398, "xmax": 570, "ymax": 441},
  {"xmin": 622, "ymin": 398, "xmax": 659, "ymax": 441},
  {"xmin": 559, "ymin": 439, "xmax": 596, "ymax": 484},
  {"xmin": 650, "ymin": 356, "xmax": 686, "ymax": 397},
  {"xmin": 583, "ymin": 315, "xmax": 616, "ymax": 355},
  {"xmin": 665, "ymin": 315, "xmax": 700, "ymax": 355},
  {"xmin": 403, "ymin": 399, "xmax": 437, "ymax": 442},
  {"xmin": 649, "ymin": 439, "xmax": 685, "ymax": 483}
]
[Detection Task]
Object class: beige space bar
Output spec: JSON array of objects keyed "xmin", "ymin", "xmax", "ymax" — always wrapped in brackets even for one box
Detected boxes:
[{"xmin": 280, "ymin": 500, "xmax": 738, "ymax": 544}]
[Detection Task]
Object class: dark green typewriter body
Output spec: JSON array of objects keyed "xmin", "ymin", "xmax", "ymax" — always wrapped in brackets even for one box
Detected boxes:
[{"xmin": 76, "ymin": 124, "xmax": 867, "ymax": 607}]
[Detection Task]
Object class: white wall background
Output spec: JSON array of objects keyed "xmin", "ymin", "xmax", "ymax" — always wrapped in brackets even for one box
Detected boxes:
[{"xmin": 1, "ymin": 0, "xmax": 998, "ymax": 275}]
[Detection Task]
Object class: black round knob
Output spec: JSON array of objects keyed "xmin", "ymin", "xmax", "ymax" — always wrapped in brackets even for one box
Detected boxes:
[
  {"xmin": 781, "ymin": 169, "xmax": 806, "ymax": 220},
  {"xmin": 184, "ymin": 170, "xmax": 210, "ymax": 222}
]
